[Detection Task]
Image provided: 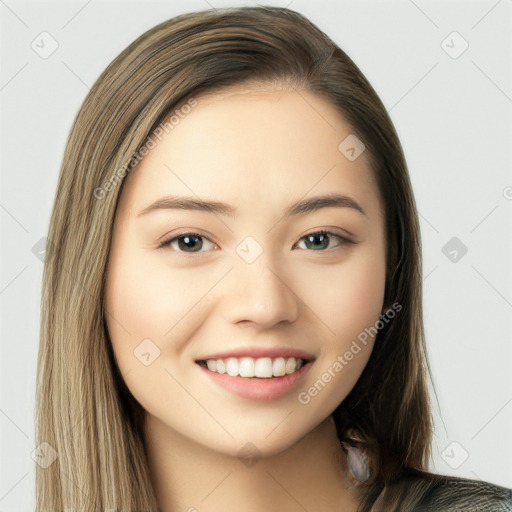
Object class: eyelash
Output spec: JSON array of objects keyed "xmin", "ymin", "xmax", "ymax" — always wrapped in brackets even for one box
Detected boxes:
[{"xmin": 157, "ymin": 229, "xmax": 354, "ymax": 256}]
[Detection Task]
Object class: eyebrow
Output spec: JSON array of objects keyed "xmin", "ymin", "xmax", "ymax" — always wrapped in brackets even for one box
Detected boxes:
[{"xmin": 136, "ymin": 193, "xmax": 367, "ymax": 219}]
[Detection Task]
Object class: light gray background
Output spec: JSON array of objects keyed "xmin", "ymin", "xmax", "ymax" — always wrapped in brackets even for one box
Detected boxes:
[{"xmin": 1, "ymin": 0, "xmax": 511, "ymax": 510}]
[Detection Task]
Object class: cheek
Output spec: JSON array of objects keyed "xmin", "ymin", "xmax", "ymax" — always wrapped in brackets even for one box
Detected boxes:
[
  {"xmin": 303, "ymin": 248, "xmax": 386, "ymax": 344},
  {"xmin": 294, "ymin": 261, "xmax": 385, "ymax": 414},
  {"xmin": 104, "ymin": 245, "xmax": 170, "ymax": 366},
  {"xmin": 295, "ymin": 245, "xmax": 386, "ymax": 403},
  {"xmin": 104, "ymin": 244, "xmax": 215, "ymax": 371},
  {"xmin": 103, "ymin": 248, "xmax": 208, "ymax": 417}
]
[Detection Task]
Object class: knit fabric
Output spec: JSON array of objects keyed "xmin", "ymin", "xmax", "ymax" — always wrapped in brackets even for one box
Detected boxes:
[{"xmin": 414, "ymin": 475, "xmax": 512, "ymax": 511}]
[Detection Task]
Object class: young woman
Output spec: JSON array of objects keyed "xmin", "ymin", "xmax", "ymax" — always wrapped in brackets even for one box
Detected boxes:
[{"xmin": 36, "ymin": 6, "xmax": 512, "ymax": 512}]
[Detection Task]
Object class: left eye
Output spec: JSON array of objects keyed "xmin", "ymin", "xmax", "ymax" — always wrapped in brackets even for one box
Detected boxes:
[
  {"xmin": 158, "ymin": 230, "xmax": 352, "ymax": 254},
  {"xmin": 292, "ymin": 230, "xmax": 351, "ymax": 251}
]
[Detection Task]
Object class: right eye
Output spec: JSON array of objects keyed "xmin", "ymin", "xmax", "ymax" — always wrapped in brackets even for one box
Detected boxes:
[{"xmin": 158, "ymin": 232, "xmax": 219, "ymax": 255}]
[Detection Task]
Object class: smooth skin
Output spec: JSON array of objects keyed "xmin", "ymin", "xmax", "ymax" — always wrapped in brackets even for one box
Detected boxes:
[{"xmin": 104, "ymin": 82, "xmax": 387, "ymax": 512}]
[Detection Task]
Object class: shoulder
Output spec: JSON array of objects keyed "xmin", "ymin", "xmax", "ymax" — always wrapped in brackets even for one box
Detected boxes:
[{"xmin": 413, "ymin": 474, "xmax": 512, "ymax": 512}]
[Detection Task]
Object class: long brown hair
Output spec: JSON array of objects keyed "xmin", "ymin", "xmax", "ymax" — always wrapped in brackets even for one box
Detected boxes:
[{"xmin": 36, "ymin": 6, "xmax": 438, "ymax": 511}]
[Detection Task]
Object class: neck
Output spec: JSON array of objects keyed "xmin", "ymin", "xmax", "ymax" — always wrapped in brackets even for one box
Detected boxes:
[{"xmin": 144, "ymin": 414, "xmax": 361, "ymax": 512}]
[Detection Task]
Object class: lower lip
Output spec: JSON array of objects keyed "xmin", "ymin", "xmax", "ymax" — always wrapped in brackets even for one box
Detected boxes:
[{"xmin": 197, "ymin": 362, "xmax": 313, "ymax": 401}]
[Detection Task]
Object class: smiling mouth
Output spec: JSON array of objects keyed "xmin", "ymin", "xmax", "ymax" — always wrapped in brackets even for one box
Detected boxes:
[{"xmin": 196, "ymin": 356, "xmax": 307, "ymax": 379}]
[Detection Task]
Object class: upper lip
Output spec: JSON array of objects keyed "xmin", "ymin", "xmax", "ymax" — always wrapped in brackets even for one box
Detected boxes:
[{"xmin": 195, "ymin": 346, "xmax": 316, "ymax": 362}]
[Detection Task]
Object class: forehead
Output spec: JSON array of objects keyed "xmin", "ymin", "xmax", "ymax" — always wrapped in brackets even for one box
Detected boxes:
[{"xmin": 118, "ymin": 84, "xmax": 382, "ymax": 222}]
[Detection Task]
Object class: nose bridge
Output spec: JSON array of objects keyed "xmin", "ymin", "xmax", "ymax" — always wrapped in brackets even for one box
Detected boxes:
[{"xmin": 223, "ymin": 249, "xmax": 300, "ymax": 328}]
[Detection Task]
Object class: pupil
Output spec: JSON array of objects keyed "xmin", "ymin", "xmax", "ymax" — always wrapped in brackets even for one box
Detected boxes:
[
  {"xmin": 179, "ymin": 235, "xmax": 202, "ymax": 252},
  {"xmin": 307, "ymin": 233, "xmax": 328, "ymax": 250}
]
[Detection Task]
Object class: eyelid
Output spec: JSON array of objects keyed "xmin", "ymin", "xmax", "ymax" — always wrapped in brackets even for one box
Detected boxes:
[
  {"xmin": 157, "ymin": 230, "xmax": 217, "ymax": 252},
  {"xmin": 297, "ymin": 229, "xmax": 355, "ymax": 246}
]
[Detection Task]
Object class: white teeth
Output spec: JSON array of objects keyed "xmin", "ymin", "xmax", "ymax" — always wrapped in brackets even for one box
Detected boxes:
[
  {"xmin": 254, "ymin": 357, "xmax": 273, "ymax": 378},
  {"xmin": 226, "ymin": 357, "xmax": 239, "ymax": 377},
  {"xmin": 285, "ymin": 357, "xmax": 297, "ymax": 374},
  {"xmin": 202, "ymin": 356, "xmax": 305, "ymax": 378},
  {"xmin": 216, "ymin": 359, "xmax": 226, "ymax": 374},
  {"xmin": 239, "ymin": 357, "xmax": 255, "ymax": 378},
  {"xmin": 272, "ymin": 357, "xmax": 286, "ymax": 377}
]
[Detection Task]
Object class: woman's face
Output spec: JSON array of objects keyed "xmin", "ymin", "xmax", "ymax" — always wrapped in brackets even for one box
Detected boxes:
[{"xmin": 104, "ymin": 84, "xmax": 387, "ymax": 457}]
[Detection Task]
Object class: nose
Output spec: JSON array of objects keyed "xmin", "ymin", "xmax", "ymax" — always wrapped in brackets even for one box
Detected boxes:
[{"xmin": 222, "ymin": 259, "xmax": 300, "ymax": 329}]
